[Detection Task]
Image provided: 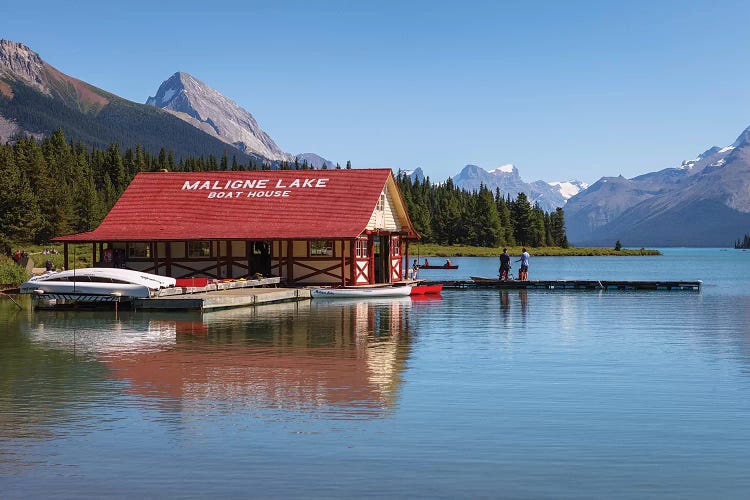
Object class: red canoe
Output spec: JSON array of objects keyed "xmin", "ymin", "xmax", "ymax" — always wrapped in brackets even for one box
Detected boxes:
[
  {"xmin": 418, "ymin": 264, "xmax": 458, "ymax": 270},
  {"xmin": 411, "ymin": 284, "xmax": 444, "ymax": 295}
]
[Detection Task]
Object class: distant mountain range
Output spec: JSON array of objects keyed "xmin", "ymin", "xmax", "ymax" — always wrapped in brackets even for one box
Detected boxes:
[
  {"xmin": 0, "ymin": 39, "xmax": 334, "ymax": 168},
  {"xmin": 0, "ymin": 39, "xmax": 265, "ymax": 164},
  {"xmin": 565, "ymin": 128, "xmax": 750, "ymax": 247},
  {"xmin": 4, "ymin": 37, "xmax": 750, "ymax": 247},
  {"xmin": 402, "ymin": 165, "xmax": 587, "ymax": 213}
]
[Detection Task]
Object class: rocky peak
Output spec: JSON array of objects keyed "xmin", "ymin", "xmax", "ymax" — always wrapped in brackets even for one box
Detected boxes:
[
  {"xmin": 146, "ymin": 72, "xmax": 292, "ymax": 162},
  {"xmin": 0, "ymin": 39, "xmax": 50, "ymax": 95}
]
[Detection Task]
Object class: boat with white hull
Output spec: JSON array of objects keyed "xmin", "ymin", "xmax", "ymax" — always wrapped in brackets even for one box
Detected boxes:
[
  {"xmin": 310, "ymin": 286, "xmax": 412, "ymax": 299},
  {"xmin": 20, "ymin": 268, "xmax": 176, "ymax": 302}
]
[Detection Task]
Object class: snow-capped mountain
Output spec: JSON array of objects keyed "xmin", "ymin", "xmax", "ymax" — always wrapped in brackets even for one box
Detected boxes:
[
  {"xmin": 548, "ymin": 180, "xmax": 589, "ymax": 200},
  {"xmin": 565, "ymin": 126, "xmax": 750, "ymax": 247},
  {"xmin": 146, "ymin": 72, "xmax": 293, "ymax": 162},
  {"xmin": 451, "ymin": 163, "xmax": 585, "ymax": 212},
  {"xmin": 400, "ymin": 167, "xmax": 426, "ymax": 182}
]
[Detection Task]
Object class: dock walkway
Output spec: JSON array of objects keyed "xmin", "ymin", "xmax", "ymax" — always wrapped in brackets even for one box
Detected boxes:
[
  {"xmin": 431, "ymin": 278, "xmax": 702, "ymax": 291},
  {"xmin": 137, "ymin": 287, "xmax": 311, "ymax": 311},
  {"xmin": 137, "ymin": 277, "xmax": 310, "ymax": 311}
]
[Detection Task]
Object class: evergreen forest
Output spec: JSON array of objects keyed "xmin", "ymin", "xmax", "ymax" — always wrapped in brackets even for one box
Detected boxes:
[
  {"xmin": 0, "ymin": 130, "xmax": 567, "ymax": 250},
  {"xmin": 397, "ymin": 173, "xmax": 568, "ymax": 248}
]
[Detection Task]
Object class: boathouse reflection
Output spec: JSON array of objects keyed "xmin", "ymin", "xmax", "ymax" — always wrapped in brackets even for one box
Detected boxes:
[{"xmin": 97, "ymin": 299, "xmax": 414, "ymax": 417}]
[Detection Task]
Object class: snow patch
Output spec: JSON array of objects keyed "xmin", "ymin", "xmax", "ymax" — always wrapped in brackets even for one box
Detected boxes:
[
  {"xmin": 549, "ymin": 180, "xmax": 588, "ymax": 199},
  {"xmin": 490, "ymin": 164, "xmax": 515, "ymax": 174},
  {"xmin": 161, "ymin": 87, "xmax": 177, "ymax": 103},
  {"xmin": 718, "ymin": 145, "xmax": 735, "ymax": 153}
]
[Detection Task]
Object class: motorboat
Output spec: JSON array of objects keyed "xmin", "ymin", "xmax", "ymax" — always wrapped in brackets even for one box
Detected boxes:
[
  {"xmin": 20, "ymin": 268, "xmax": 177, "ymax": 302},
  {"xmin": 310, "ymin": 285, "xmax": 412, "ymax": 299}
]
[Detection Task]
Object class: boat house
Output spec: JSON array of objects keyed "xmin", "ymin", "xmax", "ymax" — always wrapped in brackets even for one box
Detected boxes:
[{"xmin": 54, "ymin": 169, "xmax": 419, "ymax": 286}]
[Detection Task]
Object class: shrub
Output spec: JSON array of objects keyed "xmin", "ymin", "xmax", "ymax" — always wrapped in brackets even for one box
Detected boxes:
[{"xmin": 0, "ymin": 257, "xmax": 31, "ymax": 287}]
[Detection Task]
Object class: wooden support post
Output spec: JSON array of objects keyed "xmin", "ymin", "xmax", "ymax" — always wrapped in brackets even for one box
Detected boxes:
[
  {"xmin": 251, "ymin": 240, "xmax": 254, "ymax": 279},
  {"xmin": 151, "ymin": 241, "xmax": 158, "ymax": 275},
  {"xmin": 350, "ymin": 238, "xmax": 356, "ymax": 284},
  {"xmin": 341, "ymin": 240, "xmax": 346, "ymax": 287},
  {"xmin": 405, "ymin": 240, "xmax": 410, "ymax": 280},
  {"xmin": 286, "ymin": 240, "xmax": 294, "ymax": 284},
  {"xmin": 64, "ymin": 242, "xmax": 69, "ymax": 271},
  {"xmin": 226, "ymin": 239, "xmax": 232, "ymax": 279},
  {"xmin": 165, "ymin": 241, "xmax": 172, "ymax": 277}
]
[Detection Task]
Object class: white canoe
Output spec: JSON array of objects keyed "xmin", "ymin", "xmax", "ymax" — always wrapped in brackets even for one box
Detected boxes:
[
  {"xmin": 310, "ymin": 286, "xmax": 412, "ymax": 299},
  {"xmin": 21, "ymin": 268, "xmax": 176, "ymax": 300}
]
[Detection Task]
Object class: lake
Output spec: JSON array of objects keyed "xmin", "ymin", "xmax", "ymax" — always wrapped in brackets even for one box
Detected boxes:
[{"xmin": 2, "ymin": 248, "xmax": 750, "ymax": 498}]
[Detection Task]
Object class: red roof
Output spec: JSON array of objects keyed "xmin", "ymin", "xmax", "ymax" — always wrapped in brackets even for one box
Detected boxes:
[{"xmin": 55, "ymin": 169, "xmax": 418, "ymax": 242}]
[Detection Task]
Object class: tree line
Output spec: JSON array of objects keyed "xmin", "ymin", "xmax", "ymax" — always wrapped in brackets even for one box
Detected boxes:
[
  {"xmin": 734, "ymin": 234, "xmax": 750, "ymax": 249},
  {"xmin": 0, "ymin": 129, "xmax": 567, "ymax": 249},
  {"xmin": 397, "ymin": 172, "xmax": 568, "ymax": 248}
]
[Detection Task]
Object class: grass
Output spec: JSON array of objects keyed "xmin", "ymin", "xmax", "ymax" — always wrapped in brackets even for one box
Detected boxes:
[
  {"xmin": 9, "ymin": 242, "xmax": 94, "ymax": 271},
  {"xmin": 407, "ymin": 243, "xmax": 661, "ymax": 257}
]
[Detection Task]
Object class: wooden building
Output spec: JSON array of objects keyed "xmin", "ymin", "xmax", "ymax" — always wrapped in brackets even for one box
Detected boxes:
[{"xmin": 54, "ymin": 169, "xmax": 420, "ymax": 286}]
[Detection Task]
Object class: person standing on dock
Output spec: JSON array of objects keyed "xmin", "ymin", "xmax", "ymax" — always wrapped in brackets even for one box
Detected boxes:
[
  {"xmin": 517, "ymin": 248, "xmax": 530, "ymax": 280},
  {"xmin": 499, "ymin": 248, "xmax": 511, "ymax": 280}
]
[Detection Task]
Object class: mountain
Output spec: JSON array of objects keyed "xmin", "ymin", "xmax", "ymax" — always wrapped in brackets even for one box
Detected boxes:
[
  {"xmin": 451, "ymin": 164, "xmax": 587, "ymax": 212},
  {"xmin": 146, "ymin": 72, "xmax": 293, "ymax": 163},
  {"xmin": 565, "ymin": 129, "xmax": 750, "ymax": 247},
  {"xmin": 0, "ymin": 39, "xmax": 263, "ymax": 163},
  {"xmin": 296, "ymin": 152, "xmax": 335, "ymax": 169},
  {"xmin": 400, "ymin": 167, "xmax": 426, "ymax": 182}
]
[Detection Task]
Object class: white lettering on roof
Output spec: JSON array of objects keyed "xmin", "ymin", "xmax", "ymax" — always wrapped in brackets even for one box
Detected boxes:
[{"xmin": 181, "ymin": 178, "xmax": 329, "ymax": 198}]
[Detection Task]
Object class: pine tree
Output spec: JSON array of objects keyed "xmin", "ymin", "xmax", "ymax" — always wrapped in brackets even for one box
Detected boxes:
[{"xmin": 510, "ymin": 192, "xmax": 533, "ymax": 246}]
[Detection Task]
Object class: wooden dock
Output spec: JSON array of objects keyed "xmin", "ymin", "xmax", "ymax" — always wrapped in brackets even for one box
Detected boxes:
[
  {"xmin": 430, "ymin": 278, "xmax": 702, "ymax": 291},
  {"xmin": 136, "ymin": 287, "xmax": 311, "ymax": 311}
]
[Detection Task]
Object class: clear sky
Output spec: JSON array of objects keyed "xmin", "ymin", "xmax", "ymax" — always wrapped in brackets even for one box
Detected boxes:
[{"xmin": 4, "ymin": 0, "xmax": 750, "ymax": 183}]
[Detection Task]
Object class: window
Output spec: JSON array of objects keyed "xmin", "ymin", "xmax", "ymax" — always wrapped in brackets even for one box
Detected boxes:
[
  {"xmin": 310, "ymin": 240, "xmax": 334, "ymax": 256},
  {"xmin": 127, "ymin": 242, "xmax": 150, "ymax": 258},
  {"xmin": 188, "ymin": 241, "xmax": 212, "ymax": 258},
  {"xmin": 356, "ymin": 239, "xmax": 368, "ymax": 258},
  {"xmin": 392, "ymin": 237, "xmax": 401, "ymax": 256},
  {"xmin": 377, "ymin": 193, "xmax": 385, "ymax": 211}
]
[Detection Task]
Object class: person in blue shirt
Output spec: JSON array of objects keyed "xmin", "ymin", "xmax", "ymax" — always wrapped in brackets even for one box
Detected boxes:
[{"xmin": 517, "ymin": 248, "xmax": 530, "ymax": 280}]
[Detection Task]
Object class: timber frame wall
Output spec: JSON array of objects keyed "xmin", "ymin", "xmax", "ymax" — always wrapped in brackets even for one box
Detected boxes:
[{"xmin": 64, "ymin": 232, "xmax": 411, "ymax": 286}]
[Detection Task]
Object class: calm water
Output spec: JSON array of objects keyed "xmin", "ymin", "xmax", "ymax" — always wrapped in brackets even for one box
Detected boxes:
[{"xmin": 2, "ymin": 248, "xmax": 750, "ymax": 498}]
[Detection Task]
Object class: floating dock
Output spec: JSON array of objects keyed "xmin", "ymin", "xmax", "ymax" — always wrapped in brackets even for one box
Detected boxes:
[
  {"xmin": 136, "ymin": 287, "xmax": 311, "ymax": 311},
  {"xmin": 431, "ymin": 278, "xmax": 702, "ymax": 291}
]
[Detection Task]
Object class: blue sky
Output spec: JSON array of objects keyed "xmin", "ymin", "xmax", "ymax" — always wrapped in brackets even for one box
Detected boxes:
[{"xmin": 4, "ymin": 0, "xmax": 750, "ymax": 183}]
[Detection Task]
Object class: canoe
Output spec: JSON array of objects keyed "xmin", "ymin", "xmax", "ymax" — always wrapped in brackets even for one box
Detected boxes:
[
  {"xmin": 21, "ymin": 268, "xmax": 176, "ymax": 301},
  {"xmin": 410, "ymin": 284, "xmax": 443, "ymax": 295},
  {"xmin": 418, "ymin": 264, "xmax": 458, "ymax": 270},
  {"xmin": 310, "ymin": 286, "xmax": 412, "ymax": 298}
]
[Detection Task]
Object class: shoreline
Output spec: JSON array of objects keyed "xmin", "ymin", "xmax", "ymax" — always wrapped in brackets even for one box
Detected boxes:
[{"xmin": 408, "ymin": 244, "xmax": 661, "ymax": 257}]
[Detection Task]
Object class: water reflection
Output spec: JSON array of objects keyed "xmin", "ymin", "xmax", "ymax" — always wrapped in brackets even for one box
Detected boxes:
[
  {"xmin": 499, "ymin": 290, "xmax": 529, "ymax": 324},
  {"xmin": 21, "ymin": 299, "xmax": 414, "ymax": 422}
]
